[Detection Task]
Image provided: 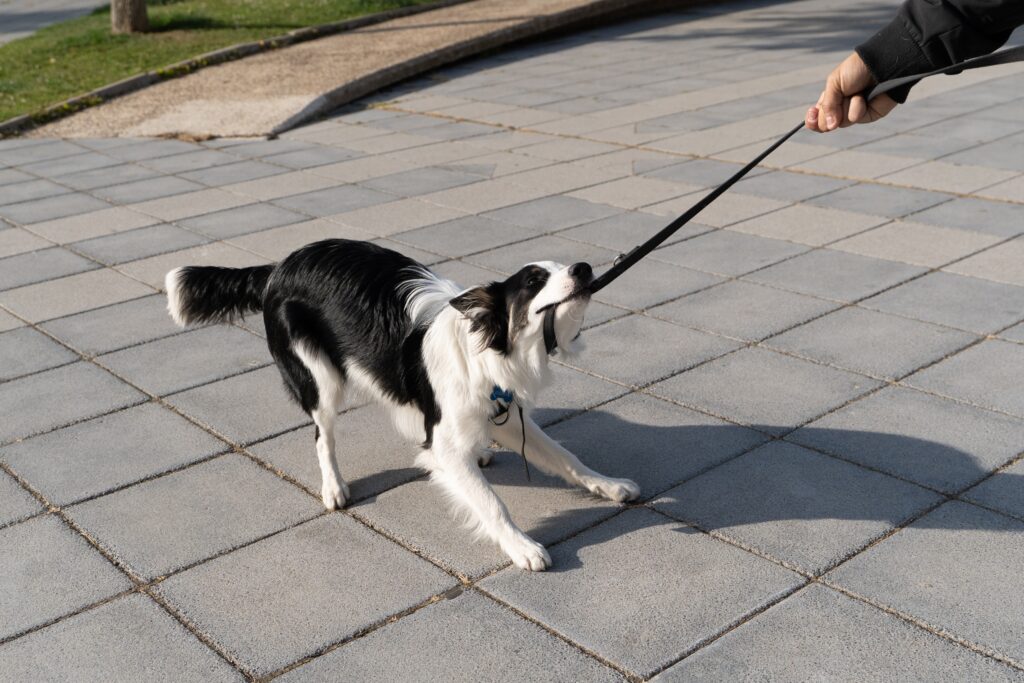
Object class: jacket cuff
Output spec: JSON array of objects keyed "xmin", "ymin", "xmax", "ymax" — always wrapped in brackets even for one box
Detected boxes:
[{"xmin": 855, "ymin": 15, "xmax": 932, "ymax": 103}]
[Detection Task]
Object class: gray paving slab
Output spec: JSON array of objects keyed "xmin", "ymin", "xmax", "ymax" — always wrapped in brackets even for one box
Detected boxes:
[
  {"xmin": 94, "ymin": 176, "xmax": 204, "ymax": 204},
  {"xmin": 394, "ymin": 215, "xmax": 537, "ymax": 258},
  {"xmin": 745, "ymin": 249, "xmax": 925, "ymax": 302},
  {"xmin": 57, "ymin": 163, "xmax": 162, "ymax": 191},
  {"xmin": 39, "ymin": 294, "xmax": 185, "ymax": 356},
  {"xmin": 828, "ymin": 501, "xmax": 1024, "ymax": 664},
  {"xmin": 0, "ymin": 362, "xmax": 145, "ymax": 444},
  {"xmin": 910, "ymin": 197, "xmax": 1024, "ymax": 238},
  {"xmin": 71, "ymin": 223, "xmax": 210, "ymax": 265},
  {"xmin": 0, "ymin": 402, "xmax": 226, "ymax": 507},
  {"xmin": 483, "ymin": 195, "xmax": 621, "ymax": 232},
  {"xmin": 644, "ymin": 159, "xmax": 760, "ymax": 188},
  {"xmin": 0, "ymin": 178, "xmax": 71, "ymax": 204},
  {"xmin": 905, "ymin": 340, "xmax": 1024, "ymax": 418},
  {"xmin": 0, "ymin": 327, "xmax": 78, "ymax": 382},
  {"xmin": 765, "ymin": 307, "xmax": 977, "ymax": 380},
  {"xmin": 0, "ymin": 140, "xmax": 86, "ymax": 166},
  {"xmin": 247, "ymin": 406, "xmax": 422, "ymax": 503},
  {"xmin": 272, "ymin": 184, "xmax": 392, "ymax": 217},
  {"xmin": 655, "ymin": 441, "xmax": 941, "ymax": 574},
  {"xmin": 734, "ymin": 169, "xmax": 855, "ymax": 201},
  {"xmin": 138, "ymin": 148, "xmax": 241, "ymax": 174},
  {"xmin": 68, "ymin": 454, "xmax": 321, "ymax": 579},
  {"xmin": 592, "ymin": 259, "xmax": 724, "ymax": 310},
  {"xmin": 649, "ymin": 347, "xmax": 882, "ymax": 435},
  {"xmin": 101, "ymin": 139, "xmax": 197, "ymax": 162},
  {"xmin": 0, "ymin": 247, "xmax": 98, "ymax": 291},
  {"xmin": 652, "ymin": 230, "xmax": 809, "ymax": 277},
  {"xmin": 808, "ymin": 184, "xmax": 951, "ymax": 218},
  {"xmin": 0, "ymin": 471, "xmax": 42, "ymax": 527},
  {"xmin": 178, "ymin": 202, "xmax": 308, "ymax": 240},
  {"xmin": 353, "ymin": 449, "xmax": 621, "ymax": 577},
  {"xmin": 656, "ymin": 584, "xmax": 1024, "ymax": 682},
  {"xmin": 466, "ymin": 234, "xmax": 617, "ymax": 274},
  {"xmin": 532, "ymin": 362, "xmax": 629, "ymax": 426},
  {"xmin": 0, "ymin": 593, "xmax": 242, "ymax": 683},
  {"xmin": 155, "ymin": 513, "xmax": 454, "ymax": 677},
  {"xmin": 1001, "ymin": 322, "xmax": 1024, "ymax": 343},
  {"xmin": 560, "ymin": 210, "xmax": 704, "ymax": 252},
  {"xmin": 547, "ymin": 393, "xmax": 767, "ymax": 498},
  {"xmin": 861, "ymin": 272, "xmax": 1024, "ymax": 334},
  {"xmin": 0, "ymin": 169, "xmax": 32, "ymax": 186},
  {"xmin": 258, "ymin": 146, "xmax": 362, "ymax": 170},
  {"xmin": 963, "ymin": 459, "xmax": 1024, "ymax": 521},
  {"xmin": 0, "ymin": 192, "xmax": 112, "ymax": 225},
  {"xmin": 648, "ymin": 279, "xmax": 839, "ymax": 341},
  {"xmin": 98, "ymin": 325, "xmax": 270, "ymax": 396},
  {"xmin": 565, "ymin": 314, "xmax": 740, "ymax": 387},
  {"xmin": 0, "ymin": 515, "xmax": 131, "ymax": 640},
  {"xmin": 480, "ymin": 507, "xmax": 803, "ymax": 678},
  {"xmin": 361, "ymin": 166, "xmax": 483, "ymax": 196},
  {"xmin": 179, "ymin": 160, "xmax": 289, "ymax": 187},
  {"xmin": 165, "ymin": 366, "xmax": 310, "ymax": 444},
  {"xmin": 278, "ymin": 590, "xmax": 623, "ymax": 682}
]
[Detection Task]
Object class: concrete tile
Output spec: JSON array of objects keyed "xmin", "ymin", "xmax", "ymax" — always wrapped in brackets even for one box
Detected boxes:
[
  {"xmin": 0, "ymin": 361, "xmax": 145, "ymax": 444},
  {"xmin": 277, "ymin": 591, "xmax": 622, "ymax": 683},
  {"xmin": 1000, "ymin": 322, "xmax": 1024, "ymax": 343},
  {"xmin": 0, "ymin": 327, "xmax": 77, "ymax": 382},
  {"xmin": 547, "ymin": 393, "xmax": 767, "ymax": 498},
  {"xmin": 353, "ymin": 449, "xmax": 620, "ymax": 578},
  {"xmin": 155, "ymin": 514, "xmax": 454, "ymax": 677},
  {"xmin": 466, "ymin": 235, "xmax": 617, "ymax": 274},
  {"xmin": 569, "ymin": 176, "xmax": 696, "ymax": 210},
  {"xmin": 360, "ymin": 167, "xmax": 482, "ymax": 196},
  {"xmin": 426, "ymin": 258, "xmax": 502, "ymax": 285},
  {"xmin": 793, "ymin": 150, "xmax": 921, "ymax": 179},
  {"xmin": 658, "ymin": 584, "xmax": 1023, "ymax": 682},
  {"xmin": 419, "ymin": 177, "xmax": 551, "ymax": 214},
  {"xmin": 166, "ymin": 366, "xmax": 309, "ymax": 445},
  {"xmin": 393, "ymin": 215, "xmax": 536, "ymax": 258},
  {"xmin": 653, "ymin": 230, "xmax": 808, "ymax": 277},
  {"xmin": 592, "ymin": 259, "xmax": 724, "ymax": 310},
  {"xmin": 180, "ymin": 160, "xmax": 289, "ymax": 187},
  {"xmin": 0, "ymin": 178, "xmax": 71, "ymax": 204},
  {"xmin": 328, "ymin": 197, "xmax": 468, "ymax": 236},
  {"xmin": 414, "ymin": 121, "xmax": 496, "ymax": 141},
  {"xmin": 0, "ymin": 309, "xmax": 23, "ymax": 332},
  {"xmin": 832, "ymin": 220, "xmax": 1002, "ymax": 268},
  {"xmin": 98, "ymin": 325, "xmax": 270, "ymax": 395},
  {"xmin": 977, "ymin": 174, "xmax": 1024, "ymax": 204},
  {"xmin": 0, "ymin": 470, "xmax": 42, "ymax": 527},
  {"xmin": 57, "ymin": 164, "xmax": 161, "ymax": 192},
  {"xmin": 903, "ymin": 197, "xmax": 1024, "ymax": 238},
  {"xmin": 176, "ymin": 202, "xmax": 306, "ymax": 240},
  {"xmin": 480, "ymin": 508, "xmax": 802, "ymax": 678},
  {"xmin": 766, "ymin": 307, "xmax": 976, "ymax": 380},
  {"xmin": 644, "ymin": 193, "xmax": 788, "ymax": 228},
  {"xmin": 72, "ymin": 224, "xmax": 209, "ymax": 265},
  {"xmin": 138, "ymin": 148, "xmax": 241, "ymax": 174},
  {"xmin": 0, "ymin": 227, "xmax": 51, "ymax": 258},
  {"xmin": 228, "ymin": 218, "xmax": 374, "ymax": 261},
  {"xmin": 0, "ymin": 140, "xmax": 87, "ymax": 165},
  {"xmin": 0, "ymin": 402, "xmax": 225, "ymax": 506},
  {"xmin": 223, "ymin": 171, "xmax": 343, "ymax": 201},
  {"xmin": 223, "ymin": 139, "xmax": 313, "ymax": 158},
  {"xmin": 0, "ymin": 593, "xmax": 242, "ymax": 682},
  {"xmin": 0, "ymin": 169, "xmax": 33, "ymax": 186},
  {"xmin": 560, "ymin": 210, "xmax": 702, "ymax": 252},
  {"xmin": 102, "ymin": 139, "xmax": 196, "ymax": 161},
  {"xmin": 807, "ymin": 184, "xmax": 950, "ymax": 218},
  {"xmin": 532, "ymin": 363, "xmax": 630, "ymax": 426},
  {"xmin": 963, "ymin": 459, "xmax": 1024, "ymax": 521},
  {"xmin": 247, "ymin": 406, "xmax": 422, "ymax": 503},
  {"xmin": 793, "ymin": 384, "xmax": 1024, "ymax": 494},
  {"xmin": 946, "ymin": 237, "xmax": 1024, "ymax": 287},
  {"xmin": 746, "ymin": 249, "xmax": 925, "ymax": 302},
  {"xmin": 39, "ymin": 294, "xmax": 182, "ymax": 356},
  {"xmin": 649, "ymin": 280, "xmax": 838, "ymax": 341},
  {"xmin": 0, "ymin": 268, "xmax": 153, "ymax": 323},
  {"xmin": 0, "ymin": 247, "xmax": 97, "ymax": 291},
  {"xmin": 261, "ymin": 146, "xmax": 362, "ymax": 169},
  {"xmin": 68, "ymin": 454, "xmax": 320, "ymax": 579},
  {"xmin": 862, "ymin": 272, "xmax": 1024, "ymax": 333},
  {"xmin": 272, "ymin": 184, "xmax": 393, "ymax": 217},
  {"xmin": 344, "ymin": 132, "xmax": 436, "ymax": 154},
  {"xmin": 733, "ymin": 170, "xmax": 854, "ymax": 201},
  {"xmin": 484, "ymin": 195, "xmax": 621, "ymax": 232},
  {"xmin": 564, "ymin": 315, "xmax": 740, "ymax": 387},
  {"xmin": 656, "ymin": 441, "xmax": 941, "ymax": 574},
  {"xmin": 649, "ymin": 347, "xmax": 881, "ymax": 435},
  {"xmin": 880, "ymin": 161, "xmax": 1016, "ymax": 194},
  {"xmin": 96, "ymin": 177, "xmax": 205, "ymax": 204},
  {"xmin": 0, "ymin": 192, "xmax": 111, "ymax": 225},
  {"xmin": 0, "ymin": 515, "xmax": 130, "ymax": 640},
  {"xmin": 27, "ymin": 206, "xmax": 159, "ymax": 244},
  {"xmin": 728, "ymin": 204, "xmax": 888, "ymax": 246},
  {"xmin": 129, "ymin": 188, "xmax": 254, "ymax": 222},
  {"xmin": 906, "ymin": 340, "xmax": 1024, "ymax": 418},
  {"xmin": 644, "ymin": 159, "xmax": 758, "ymax": 188},
  {"xmin": 827, "ymin": 501, "xmax": 1024, "ymax": 663},
  {"xmin": 117, "ymin": 241, "xmax": 268, "ymax": 290}
]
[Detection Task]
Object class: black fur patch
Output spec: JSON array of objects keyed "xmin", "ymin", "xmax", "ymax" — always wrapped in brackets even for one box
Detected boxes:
[{"xmin": 450, "ymin": 265, "xmax": 549, "ymax": 355}]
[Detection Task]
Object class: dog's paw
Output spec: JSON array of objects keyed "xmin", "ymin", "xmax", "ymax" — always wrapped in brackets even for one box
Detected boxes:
[
  {"xmin": 321, "ymin": 477, "xmax": 350, "ymax": 510},
  {"xmin": 587, "ymin": 476, "xmax": 640, "ymax": 503},
  {"xmin": 503, "ymin": 534, "xmax": 551, "ymax": 571}
]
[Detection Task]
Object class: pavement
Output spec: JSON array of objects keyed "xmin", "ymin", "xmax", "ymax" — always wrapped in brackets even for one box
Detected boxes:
[
  {"xmin": 2, "ymin": 0, "xmax": 1024, "ymax": 680},
  {"xmin": 0, "ymin": 0, "xmax": 103, "ymax": 45}
]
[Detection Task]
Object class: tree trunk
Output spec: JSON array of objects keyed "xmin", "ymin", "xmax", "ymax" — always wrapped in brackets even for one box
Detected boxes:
[{"xmin": 111, "ymin": 0, "xmax": 149, "ymax": 34}]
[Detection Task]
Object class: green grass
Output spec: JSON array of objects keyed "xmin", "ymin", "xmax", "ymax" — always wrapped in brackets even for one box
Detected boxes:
[{"xmin": 0, "ymin": 0, "xmax": 437, "ymax": 122}]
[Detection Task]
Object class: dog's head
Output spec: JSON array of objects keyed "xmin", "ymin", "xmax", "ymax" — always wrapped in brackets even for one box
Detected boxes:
[{"xmin": 450, "ymin": 261, "xmax": 593, "ymax": 357}]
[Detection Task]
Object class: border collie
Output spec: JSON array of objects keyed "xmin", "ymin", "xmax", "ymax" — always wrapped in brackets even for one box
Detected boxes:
[{"xmin": 165, "ymin": 239, "xmax": 639, "ymax": 570}]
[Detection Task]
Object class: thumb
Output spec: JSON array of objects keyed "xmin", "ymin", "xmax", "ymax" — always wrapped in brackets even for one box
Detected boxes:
[{"xmin": 817, "ymin": 70, "xmax": 844, "ymax": 131}]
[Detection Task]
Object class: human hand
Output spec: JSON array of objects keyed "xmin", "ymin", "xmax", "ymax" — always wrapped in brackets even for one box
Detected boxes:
[{"xmin": 805, "ymin": 52, "xmax": 898, "ymax": 132}]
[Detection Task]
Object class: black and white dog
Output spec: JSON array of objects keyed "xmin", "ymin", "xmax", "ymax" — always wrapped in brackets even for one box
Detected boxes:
[{"xmin": 166, "ymin": 239, "xmax": 639, "ymax": 570}]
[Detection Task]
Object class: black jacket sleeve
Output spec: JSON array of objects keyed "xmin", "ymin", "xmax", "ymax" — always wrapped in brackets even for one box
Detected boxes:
[{"xmin": 855, "ymin": 0, "xmax": 1024, "ymax": 102}]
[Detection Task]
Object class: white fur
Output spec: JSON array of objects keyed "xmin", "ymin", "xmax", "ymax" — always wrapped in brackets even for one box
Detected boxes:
[
  {"xmin": 293, "ymin": 342, "xmax": 349, "ymax": 509},
  {"xmin": 164, "ymin": 267, "xmax": 188, "ymax": 327}
]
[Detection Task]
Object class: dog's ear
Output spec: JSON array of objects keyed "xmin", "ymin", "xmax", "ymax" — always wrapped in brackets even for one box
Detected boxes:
[{"xmin": 450, "ymin": 283, "xmax": 509, "ymax": 354}]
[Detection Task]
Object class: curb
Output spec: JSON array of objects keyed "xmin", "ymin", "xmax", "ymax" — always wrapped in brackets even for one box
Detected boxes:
[{"xmin": 0, "ymin": 0, "xmax": 474, "ymax": 138}]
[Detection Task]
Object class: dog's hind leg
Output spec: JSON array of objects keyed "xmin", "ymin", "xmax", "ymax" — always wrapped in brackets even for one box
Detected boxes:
[
  {"xmin": 293, "ymin": 342, "xmax": 349, "ymax": 509},
  {"xmin": 489, "ymin": 410, "xmax": 640, "ymax": 503}
]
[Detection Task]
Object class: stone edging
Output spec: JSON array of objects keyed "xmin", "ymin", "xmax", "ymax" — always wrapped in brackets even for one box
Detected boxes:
[{"xmin": 0, "ymin": 0, "xmax": 474, "ymax": 138}]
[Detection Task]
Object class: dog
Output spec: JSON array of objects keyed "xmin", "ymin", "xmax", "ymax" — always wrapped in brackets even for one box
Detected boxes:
[{"xmin": 165, "ymin": 239, "xmax": 639, "ymax": 570}]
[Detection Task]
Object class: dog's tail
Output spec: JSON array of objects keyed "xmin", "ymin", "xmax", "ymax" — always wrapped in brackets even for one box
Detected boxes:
[{"xmin": 165, "ymin": 264, "xmax": 274, "ymax": 327}]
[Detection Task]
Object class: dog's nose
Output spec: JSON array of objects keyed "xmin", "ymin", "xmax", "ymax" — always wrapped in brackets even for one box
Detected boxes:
[{"xmin": 569, "ymin": 262, "xmax": 592, "ymax": 280}]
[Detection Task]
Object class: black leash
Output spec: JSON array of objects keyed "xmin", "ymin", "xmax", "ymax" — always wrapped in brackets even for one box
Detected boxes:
[{"xmin": 541, "ymin": 45, "xmax": 1024, "ymax": 355}]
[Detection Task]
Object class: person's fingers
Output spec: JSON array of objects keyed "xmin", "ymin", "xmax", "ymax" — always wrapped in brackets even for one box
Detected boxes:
[
  {"xmin": 847, "ymin": 94, "xmax": 868, "ymax": 124},
  {"xmin": 805, "ymin": 104, "xmax": 822, "ymax": 132},
  {"xmin": 866, "ymin": 93, "xmax": 898, "ymax": 121},
  {"xmin": 818, "ymin": 70, "xmax": 844, "ymax": 131}
]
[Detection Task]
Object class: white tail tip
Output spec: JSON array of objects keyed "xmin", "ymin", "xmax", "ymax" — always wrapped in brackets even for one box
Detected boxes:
[{"xmin": 165, "ymin": 267, "xmax": 188, "ymax": 327}]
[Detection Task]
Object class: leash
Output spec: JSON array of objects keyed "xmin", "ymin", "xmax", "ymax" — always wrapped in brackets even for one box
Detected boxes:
[{"xmin": 541, "ymin": 44, "xmax": 1024, "ymax": 355}]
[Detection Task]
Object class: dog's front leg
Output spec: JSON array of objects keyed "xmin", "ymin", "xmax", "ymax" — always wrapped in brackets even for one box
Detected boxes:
[
  {"xmin": 490, "ymin": 410, "xmax": 640, "ymax": 503},
  {"xmin": 424, "ymin": 424, "xmax": 551, "ymax": 571}
]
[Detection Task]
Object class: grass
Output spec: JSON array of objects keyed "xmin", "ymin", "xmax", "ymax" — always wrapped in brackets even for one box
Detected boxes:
[{"xmin": 0, "ymin": 0, "xmax": 438, "ymax": 122}]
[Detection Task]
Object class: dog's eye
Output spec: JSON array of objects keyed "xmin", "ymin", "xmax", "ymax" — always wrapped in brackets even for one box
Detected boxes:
[{"xmin": 526, "ymin": 275, "xmax": 543, "ymax": 287}]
